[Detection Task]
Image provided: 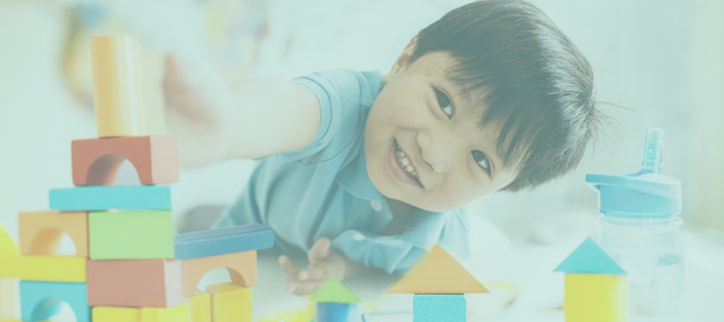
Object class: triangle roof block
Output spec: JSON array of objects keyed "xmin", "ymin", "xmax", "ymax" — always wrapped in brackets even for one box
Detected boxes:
[
  {"xmin": 386, "ymin": 244, "xmax": 488, "ymax": 294},
  {"xmin": 554, "ymin": 238, "xmax": 626, "ymax": 275},
  {"xmin": 0, "ymin": 225, "xmax": 17, "ymax": 257},
  {"xmin": 310, "ymin": 277, "xmax": 361, "ymax": 303}
]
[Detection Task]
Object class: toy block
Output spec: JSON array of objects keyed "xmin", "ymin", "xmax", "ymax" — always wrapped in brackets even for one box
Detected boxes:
[
  {"xmin": 206, "ymin": 282, "xmax": 252, "ymax": 322},
  {"xmin": 182, "ymin": 251, "xmax": 257, "ymax": 297},
  {"xmin": 141, "ymin": 304, "xmax": 191, "ymax": 322},
  {"xmin": 18, "ymin": 211, "xmax": 88, "ymax": 257},
  {"xmin": 189, "ymin": 293, "xmax": 211, "ymax": 322},
  {"xmin": 413, "ymin": 294, "xmax": 466, "ymax": 322},
  {"xmin": 87, "ymin": 259, "xmax": 185, "ymax": 308},
  {"xmin": 50, "ymin": 185, "xmax": 172, "ymax": 211},
  {"xmin": 72, "ymin": 136, "xmax": 179, "ymax": 186},
  {"xmin": 20, "ymin": 281, "xmax": 90, "ymax": 322},
  {"xmin": 555, "ymin": 238, "xmax": 626, "ymax": 275},
  {"xmin": 174, "ymin": 224, "xmax": 274, "ymax": 260},
  {"xmin": 10, "ymin": 255, "xmax": 86, "ymax": 282},
  {"xmin": 91, "ymin": 35, "xmax": 147, "ymax": 137},
  {"xmin": 93, "ymin": 306, "xmax": 140, "ymax": 322},
  {"xmin": 310, "ymin": 278, "xmax": 361, "ymax": 303},
  {"xmin": 316, "ymin": 303, "xmax": 360, "ymax": 322},
  {"xmin": 564, "ymin": 274, "xmax": 628, "ymax": 322},
  {"xmin": 386, "ymin": 244, "xmax": 488, "ymax": 294},
  {"xmin": 0, "ymin": 279, "xmax": 18, "ymax": 321},
  {"xmin": 89, "ymin": 211, "xmax": 174, "ymax": 260},
  {"xmin": 0, "ymin": 226, "xmax": 17, "ymax": 257}
]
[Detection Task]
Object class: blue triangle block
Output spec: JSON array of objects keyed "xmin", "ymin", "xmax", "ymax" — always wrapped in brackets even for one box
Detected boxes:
[{"xmin": 554, "ymin": 238, "xmax": 626, "ymax": 275}]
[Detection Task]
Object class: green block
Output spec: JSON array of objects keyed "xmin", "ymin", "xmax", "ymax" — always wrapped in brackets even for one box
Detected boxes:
[
  {"xmin": 310, "ymin": 277, "xmax": 361, "ymax": 303},
  {"xmin": 89, "ymin": 211, "xmax": 174, "ymax": 260}
]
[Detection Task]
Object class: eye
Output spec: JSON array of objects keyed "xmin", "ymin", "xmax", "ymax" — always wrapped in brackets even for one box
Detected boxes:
[
  {"xmin": 435, "ymin": 89, "xmax": 453, "ymax": 119},
  {"xmin": 471, "ymin": 150, "xmax": 491, "ymax": 175}
]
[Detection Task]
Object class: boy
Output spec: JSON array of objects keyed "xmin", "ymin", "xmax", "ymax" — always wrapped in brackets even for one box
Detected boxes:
[{"xmin": 163, "ymin": 0, "xmax": 598, "ymax": 294}]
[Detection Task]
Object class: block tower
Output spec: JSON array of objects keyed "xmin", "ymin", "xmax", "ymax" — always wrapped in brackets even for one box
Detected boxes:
[
  {"xmin": 554, "ymin": 238, "xmax": 628, "ymax": 322},
  {"xmin": 385, "ymin": 244, "xmax": 489, "ymax": 322},
  {"xmin": 0, "ymin": 35, "xmax": 274, "ymax": 322}
]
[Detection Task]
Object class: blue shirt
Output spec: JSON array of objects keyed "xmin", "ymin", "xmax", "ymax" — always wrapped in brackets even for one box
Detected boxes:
[{"xmin": 214, "ymin": 69, "xmax": 470, "ymax": 274}]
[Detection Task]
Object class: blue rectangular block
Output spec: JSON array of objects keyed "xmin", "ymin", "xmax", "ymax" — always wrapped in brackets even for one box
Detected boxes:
[
  {"xmin": 20, "ymin": 281, "xmax": 90, "ymax": 322},
  {"xmin": 49, "ymin": 185, "xmax": 172, "ymax": 211},
  {"xmin": 413, "ymin": 294, "xmax": 466, "ymax": 322},
  {"xmin": 316, "ymin": 303, "xmax": 360, "ymax": 322},
  {"xmin": 174, "ymin": 224, "xmax": 275, "ymax": 259}
]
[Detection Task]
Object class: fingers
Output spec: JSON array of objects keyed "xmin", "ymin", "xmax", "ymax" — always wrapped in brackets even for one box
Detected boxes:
[
  {"xmin": 288, "ymin": 280, "xmax": 324, "ymax": 295},
  {"xmin": 298, "ymin": 265, "xmax": 330, "ymax": 282},
  {"xmin": 308, "ymin": 238, "xmax": 331, "ymax": 262},
  {"xmin": 278, "ymin": 255, "xmax": 299, "ymax": 281}
]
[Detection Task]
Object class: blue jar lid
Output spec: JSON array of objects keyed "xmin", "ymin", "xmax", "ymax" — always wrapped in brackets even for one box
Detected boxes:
[{"xmin": 586, "ymin": 129, "xmax": 682, "ymax": 218}]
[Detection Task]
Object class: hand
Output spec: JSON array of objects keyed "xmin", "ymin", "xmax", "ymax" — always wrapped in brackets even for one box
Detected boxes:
[
  {"xmin": 278, "ymin": 238, "xmax": 347, "ymax": 295},
  {"xmin": 162, "ymin": 54, "xmax": 234, "ymax": 167}
]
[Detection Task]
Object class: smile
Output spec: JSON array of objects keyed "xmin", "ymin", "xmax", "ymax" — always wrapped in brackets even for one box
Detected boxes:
[{"xmin": 390, "ymin": 139, "xmax": 423, "ymax": 187}]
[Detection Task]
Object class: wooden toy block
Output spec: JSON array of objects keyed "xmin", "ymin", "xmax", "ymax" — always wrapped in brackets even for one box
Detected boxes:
[
  {"xmin": 91, "ymin": 35, "xmax": 147, "ymax": 137},
  {"xmin": 0, "ymin": 279, "xmax": 18, "ymax": 321},
  {"xmin": 182, "ymin": 251, "xmax": 257, "ymax": 297},
  {"xmin": 50, "ymin": 185, "xmax": 172, "ymax": 211},
  {"xmin": 310, "ymin": 278, "xmax": 361, "ymax": 304},
  {"xmin": 386, "ymin": 244, "xmax": 489, "ymax": 294},
  {"xmin": 18, "ymin": 211, "xmax": 88, "ymax": 257},
  {"xmin": 72, "ymin": 136, "xmax": 179, "ymax": 186},
  {"xmin": 0, "ymin": 226, "xmax": 17, "ymax": 257},
  {"xmin": 174, "ymin": 224, "xmax": 274, "ymax": 260},
  {"xmin": 89, "ymin": 211, "xmax": 174, "ymax": 260},
  {"xmin": 10, "ymin": 255, "xmax": 86, "ymax": 282},
  {"xmin": 554, "ymin": 238, "xmax": 626, "ymax": 275},
  {"xmin": 140, "ymin": 304, "xmax": 191, "ymax": 322},
  {"xmin": 189, "ymin": 293, "xmax": 211, "ymax": 322},
  {"xmin": 20, "ymin": 281, "xmax": 90, "ymax": 322},
  {"xmin": 564, "ymin": 274, "xmax": 628, "ymax": 322},
  {"xmin": 87, "ymin": 259, "xmax": 185, "ymax": 308},
  {"xmin": 206, "ymin": 282, "xmax": 251, "ymax": 322},
  {"xmin": 93, "ymin": 306, "xmax": 140, "ymax": 322},
  {"xmin": 413, "ymin": 294, "xmax": 466, "ymax": 322},
  {"xmin": 315, "ymin": 303, "xmax": 360, "ymax": 322}
]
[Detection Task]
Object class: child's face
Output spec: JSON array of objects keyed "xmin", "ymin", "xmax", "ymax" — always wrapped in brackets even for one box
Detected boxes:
[{"xmin": 365, "ymin": 49, "xmax": 519, "ymax": 212}]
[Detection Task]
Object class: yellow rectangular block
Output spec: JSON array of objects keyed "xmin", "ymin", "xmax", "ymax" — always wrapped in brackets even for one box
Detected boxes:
[
  {"xmin": 93, "ymin": 306, "xmax": 140, "ymax": 322},
  {"xmin": 2, "ymin": 256, "xmax": 86, "ymax": 282},
  {"xmin": 564, "ymin": 274, "xmax": 628, "ymax": 322},
  {"xmin": 0, "ymin": 279, "xmax": 18, "ymax": 321},
  {"xmin": 141, "ymin": 304, "xmax": 190, "ymax": 322},
  {"xmin": 189, "ymin": 293, "xmax": 211, "ymax": 322},
  {"xmin": 206, "ymin": 283, "xmax": 252, "ymax": 322}
]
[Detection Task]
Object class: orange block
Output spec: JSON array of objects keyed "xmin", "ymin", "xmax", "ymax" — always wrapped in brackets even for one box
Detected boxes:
[
  {"xmin": 71, "ymin": 136, "xmax": 178, "ymax": 186},
  {"xmin": 18, "ymin": 211, "xmax": 88, "ymax": 257},
  {"xmin": 182, "ymin": 251, "xmax": 257, "ymax": 297},
  {"xmin": 87, "ymin": 259, "xmax": 184, "ymax": 308},
  {"xmin": 386, "ymin": 244, "xmax": 489, "ymax": 294}
]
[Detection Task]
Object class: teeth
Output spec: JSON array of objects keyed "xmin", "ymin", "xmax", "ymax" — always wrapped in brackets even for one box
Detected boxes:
[{"xmin": 396, "ymin": 147, "xmax": 418, "ymax": 178}]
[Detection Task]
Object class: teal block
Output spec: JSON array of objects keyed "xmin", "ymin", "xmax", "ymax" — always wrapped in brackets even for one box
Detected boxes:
[
  {"xmin": 174, "ymin": 224, "xmax": 274, "ymax": 259},
  {"xmin": 554, "ymin": 238, "xmax": 626, "ymax": 275},
  {"xmin": 413, "ymin": 294, "xmax": 466, "ymax": 322},
  {"xmin": 49, "ymin": 185, "xmax": 172, "ymax": 211},
  {"xmin": 20, "ymin": 281, "xmax": 90, "ymax": 322}
]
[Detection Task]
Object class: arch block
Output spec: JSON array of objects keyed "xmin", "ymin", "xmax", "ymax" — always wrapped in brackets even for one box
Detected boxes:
[
  {"xmin": 71, "ymin": 136, "xmax": 178, "ymax": 186},
  {"xmin": 20, "ymin": 281, "xmax": 90, "ymax": 322},
  {"xmin": 182, "ymin": 251, "xmax": 257, "ymax": 297},
  {"xmin": 18, "ymin": 211, "xmax": 88, "ymax": 257}
]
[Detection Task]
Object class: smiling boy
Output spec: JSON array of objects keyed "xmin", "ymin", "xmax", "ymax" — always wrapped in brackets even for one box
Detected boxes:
[{"xmin": 164, "ymin": 0, "xmax": 599, "ymax": 294}]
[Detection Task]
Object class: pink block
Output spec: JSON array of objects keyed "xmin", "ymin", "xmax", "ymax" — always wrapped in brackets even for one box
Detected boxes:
[{"xmin": 87, "ymin": 259, "xmax": 184, "ymax": 307}]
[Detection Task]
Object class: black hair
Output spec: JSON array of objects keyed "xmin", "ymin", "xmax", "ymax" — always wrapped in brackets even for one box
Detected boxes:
[{"xmin": 409, "ymin": 0, "xmax": 600, "ymax": 191}]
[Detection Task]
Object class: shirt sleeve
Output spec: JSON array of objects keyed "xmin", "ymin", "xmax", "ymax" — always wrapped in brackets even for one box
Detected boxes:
[
  {"xmin": 269, "ymin": 69, "xmax": 366, "ymax": 164},
  {"xmin": 331, "ymin": 209, "xmax": 471, "ymax": 275}
]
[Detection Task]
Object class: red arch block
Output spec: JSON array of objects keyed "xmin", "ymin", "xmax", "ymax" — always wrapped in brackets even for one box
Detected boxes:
[{"xmin": 71, "ymin": 136, "xmax": 178, "ymax": 186}]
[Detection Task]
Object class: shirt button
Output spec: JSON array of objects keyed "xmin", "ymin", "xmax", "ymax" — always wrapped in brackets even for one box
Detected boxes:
[
  {"xmin": 370, "ymin": 200, "xmax": 383, "ymax": 212},
  {"xmin": 353, "ymin": 233, "xmax": 366, "ymax": 241}
]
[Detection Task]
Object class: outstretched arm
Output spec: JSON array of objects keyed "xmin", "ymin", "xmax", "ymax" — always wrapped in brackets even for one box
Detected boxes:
[{"xmin": 163, "ymin": 54, "xmax": 320, "ymax": 167}]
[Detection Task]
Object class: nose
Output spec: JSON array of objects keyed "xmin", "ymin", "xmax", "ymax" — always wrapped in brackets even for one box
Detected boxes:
[{"xmin": 416, "ymin": 130, "xmax": 453, "ymax": 174}]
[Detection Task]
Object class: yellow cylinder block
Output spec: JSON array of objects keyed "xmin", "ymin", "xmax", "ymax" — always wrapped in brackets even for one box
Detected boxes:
[{"xmin": 91, "ymin": 35, "xmax": 146, "ymax": 137}]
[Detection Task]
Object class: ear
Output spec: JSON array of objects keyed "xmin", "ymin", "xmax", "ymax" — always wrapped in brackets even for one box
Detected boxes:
[{"xmin": 384, "ymin": 37, "xmax": 417, "ymax": 83}]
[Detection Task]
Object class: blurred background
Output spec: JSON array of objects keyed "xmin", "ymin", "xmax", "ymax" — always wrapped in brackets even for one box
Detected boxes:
[{"xmin": 0, "ymin": 0, "xmax": 722, "ymax": 320}]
